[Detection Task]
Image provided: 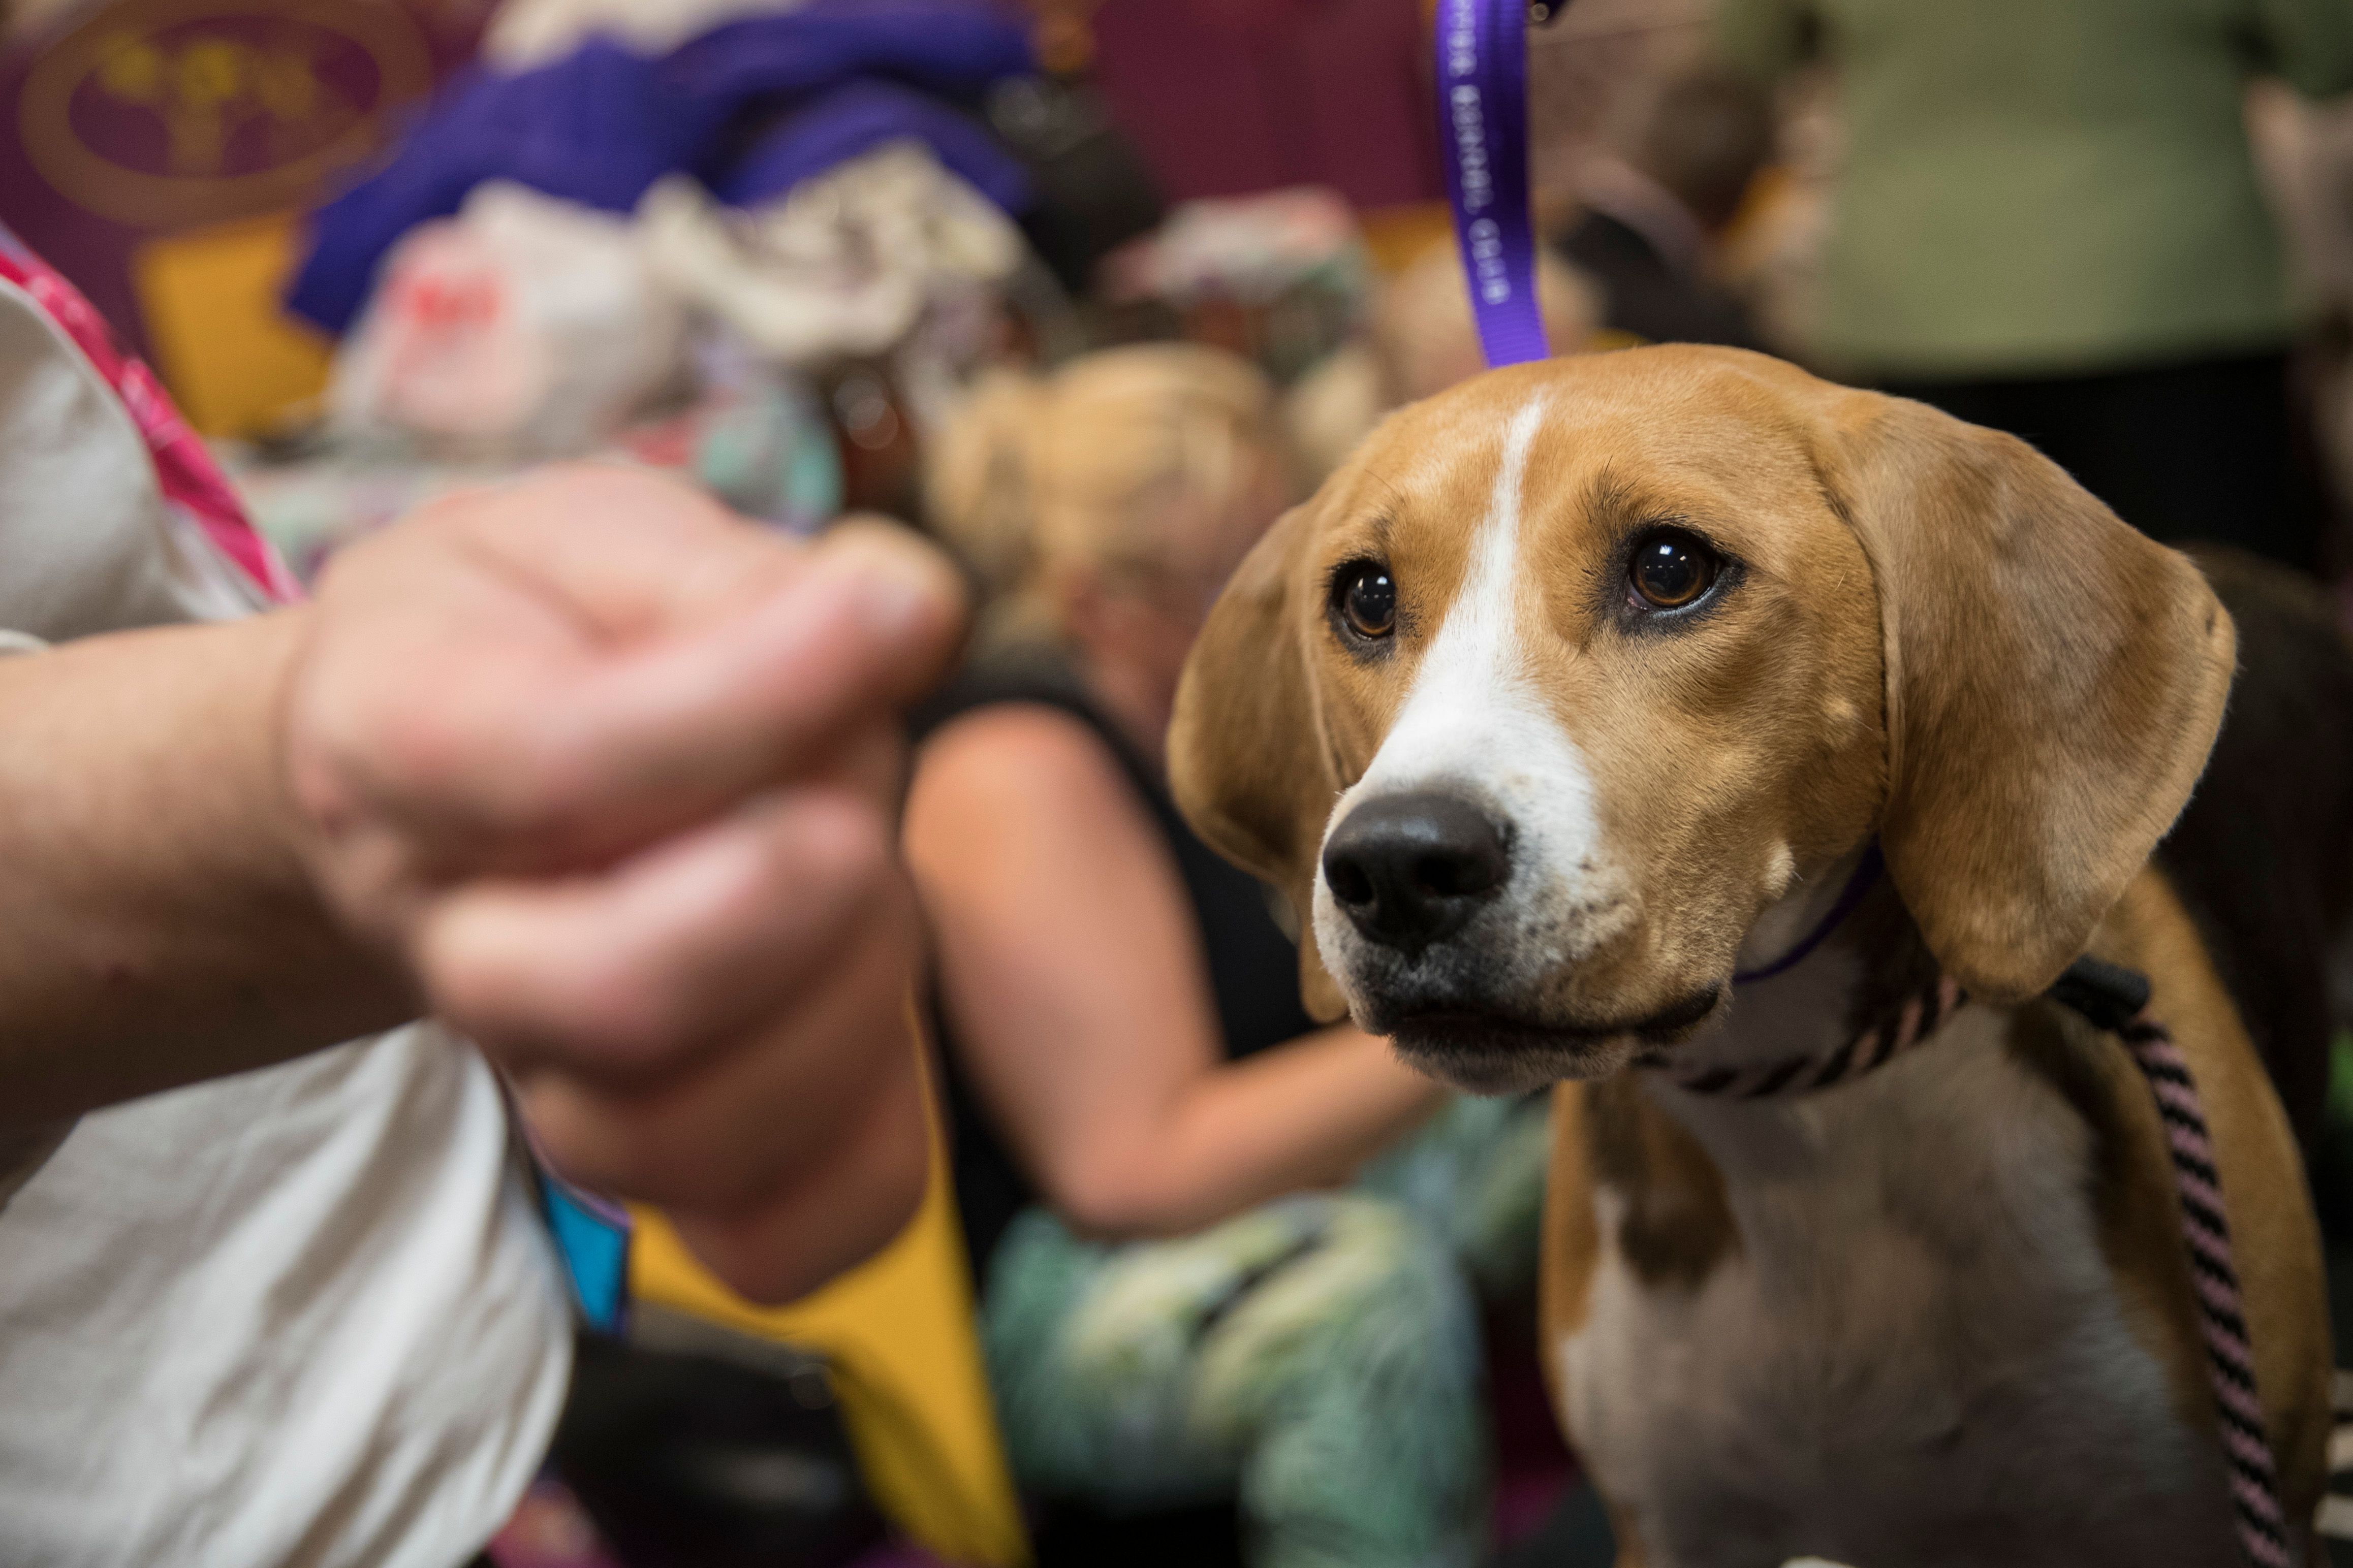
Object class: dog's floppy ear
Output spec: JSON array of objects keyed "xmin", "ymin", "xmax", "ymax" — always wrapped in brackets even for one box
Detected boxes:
[
  {"xmin": 1170, "ymin": 502, "xmax": 1350, "ymax": 1021},
  {"xmin": 1822, "ymin": 392, "xmax": 2235, "ymax": 1001}
]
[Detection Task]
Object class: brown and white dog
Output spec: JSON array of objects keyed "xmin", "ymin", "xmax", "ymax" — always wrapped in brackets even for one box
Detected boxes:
[{"xmin": 1168, "ymin": 346, "xmax": 2333, "ymax": 1566}]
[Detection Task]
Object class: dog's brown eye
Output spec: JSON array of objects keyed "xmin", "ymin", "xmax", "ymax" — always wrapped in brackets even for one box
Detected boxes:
[
  {"xmin": 1337, "ymin": 563, "xmax": 1397, "ymax": 638},
  {"xmin": 1629, "ymin": 531, "xmax": 1720, "ymax": 610}
]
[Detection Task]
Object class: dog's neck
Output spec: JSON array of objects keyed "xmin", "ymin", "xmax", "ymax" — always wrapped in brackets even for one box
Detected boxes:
[{"xmin": 1672, "ymin": 845, "xmax": 1942, "ymax": 1074}]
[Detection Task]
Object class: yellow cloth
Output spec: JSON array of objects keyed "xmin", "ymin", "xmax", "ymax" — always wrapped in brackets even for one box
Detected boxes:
[
  {"xmin": 132, "ymin": 214, "xmax": 331, "ymax": 437},
  {"xmin": 627, "ymin": 1013, "xmax": 1028, "ymax": 1567}
]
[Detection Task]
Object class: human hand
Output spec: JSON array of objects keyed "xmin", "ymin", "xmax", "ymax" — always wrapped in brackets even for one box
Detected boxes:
[{"xmin": 281, "ymin": 465, "xmax": 966, "ymax": 1299}]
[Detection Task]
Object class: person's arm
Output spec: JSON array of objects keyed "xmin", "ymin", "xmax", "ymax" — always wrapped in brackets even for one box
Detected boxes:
[
  {"xmin": 0, "ymin": 466, "xmax": 964, "ymax": 1304},
  {"xmin": 903, "ymin": 705, "xmax": 1442, "ymax": 1240},
  {"xmin": 0, "ymin": 610, "xmax": 412, "ymax": 1122},
  {"xmin": 2254, "ymin": 0, "xmax": 2353, "ymax": 99}
]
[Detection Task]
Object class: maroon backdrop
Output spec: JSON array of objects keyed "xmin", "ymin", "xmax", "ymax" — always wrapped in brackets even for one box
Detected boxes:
[{"xmin": 1091, "ymin": 0, "xmax": 1441, "ymax": 210}]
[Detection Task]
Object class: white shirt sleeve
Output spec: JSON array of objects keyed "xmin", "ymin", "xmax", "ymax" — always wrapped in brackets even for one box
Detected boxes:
[{"xmin": 0, "ymin": 275, "xmax": 261, "ymax": 646}]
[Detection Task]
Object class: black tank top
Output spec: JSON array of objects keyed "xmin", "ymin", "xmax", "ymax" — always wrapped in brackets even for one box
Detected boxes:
[{"xmin": 911, "ymin": 656, "xmax": 1318, "ymax": 1282}]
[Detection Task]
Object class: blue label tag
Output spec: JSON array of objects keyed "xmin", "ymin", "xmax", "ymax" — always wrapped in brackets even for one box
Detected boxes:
[{"xmin": 541, "ymin": 1176, "xmax": 631, "ymax": 1336}]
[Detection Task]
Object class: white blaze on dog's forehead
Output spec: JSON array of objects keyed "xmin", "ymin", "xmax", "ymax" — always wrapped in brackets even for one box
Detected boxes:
[
  {"xmin": 1360, "ymin": 395, "xmax": 1546, "ymax": 774},
  {"xmin": 1341, "ymin": 397, "xmax": 1580, "ymax": 793},
  {"xmin": 1321, "ymin": 396, "xmax": 1614, "ymax": 928}
]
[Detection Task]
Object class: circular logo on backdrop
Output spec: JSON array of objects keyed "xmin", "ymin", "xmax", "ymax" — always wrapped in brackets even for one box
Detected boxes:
[{"xmin": 19, "ymin": 0, "xmax": 433, "ymax": 229}]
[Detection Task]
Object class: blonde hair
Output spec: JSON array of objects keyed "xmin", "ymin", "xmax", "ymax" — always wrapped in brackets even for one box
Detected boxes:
[
  {"xmin": 928, "ymin": 344, "xmax": 1282, "ymax": 642},
  {"xmin": 1371, "ymin": 241, "xmax": 1602, "ymax": 405},
  {"xmin": 1284, "ymin": 243, "xmax": 1605, "ymax": 485}
]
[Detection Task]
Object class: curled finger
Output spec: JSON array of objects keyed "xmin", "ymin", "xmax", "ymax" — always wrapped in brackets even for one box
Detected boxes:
[{"xmin": 416, "ymin": 787, "xmax": 905, "ymax": 1083}]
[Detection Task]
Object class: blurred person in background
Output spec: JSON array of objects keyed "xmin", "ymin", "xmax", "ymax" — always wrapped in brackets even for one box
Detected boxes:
[
  {"xmin": 907, "ymin": 344, "xmax": 1548, "ymax": 1568},
  {"xmin": 0, "ymin": 233, "xmax": 962, "ymax": 1568},
  {"xmin": 1285, "ymin": 244, "xmax": 1603, "ymax": 484},
  {"xmin": 1553, "ymin": 63, "xmax": 1773, "ymax": 353},
  {"xmin": 1716, "ymin": 0, "xmax": 2353, "ymax": 571}
]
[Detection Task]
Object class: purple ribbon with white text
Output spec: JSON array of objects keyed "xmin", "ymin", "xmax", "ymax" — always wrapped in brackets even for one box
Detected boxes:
[{"xmin": 1436, "ymin": 0, "xmax": 1549, "ymax": 368}]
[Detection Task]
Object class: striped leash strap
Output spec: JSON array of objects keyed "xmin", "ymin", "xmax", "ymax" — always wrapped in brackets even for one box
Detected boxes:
[
  {"xmin": 2053, "ymin": 958, "xmax": 2291, "ymax": 1568},
  {"xmin": 2123, "ymin": 1011, "xmax": 2292, "ymax": 1567}
]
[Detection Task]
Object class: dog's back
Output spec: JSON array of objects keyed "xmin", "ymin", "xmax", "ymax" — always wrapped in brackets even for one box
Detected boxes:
[{"xmin": 2159, "ymin": 547, "xmax": 2353, "ymax": 1160}]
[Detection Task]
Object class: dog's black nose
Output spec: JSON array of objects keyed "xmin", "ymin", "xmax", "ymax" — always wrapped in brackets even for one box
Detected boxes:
[{"xmin": 1322, "ymin": 793, "xmax": 1510, "ymax": 953}]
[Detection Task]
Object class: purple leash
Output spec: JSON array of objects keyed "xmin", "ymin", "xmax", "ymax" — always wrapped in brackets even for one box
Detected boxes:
[{"xmin": 1436, "ymin": 0, "xmax": 1550, "ymax": 368}]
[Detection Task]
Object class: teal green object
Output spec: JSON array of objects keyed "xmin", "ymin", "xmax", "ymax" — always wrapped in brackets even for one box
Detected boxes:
[
  {"xmin": 687, "ymin": 376, "xmax": 843, "ymax": 533},
  {"xmin": 1716, "ymin": 0, "xmax": 2353, "ymax": 378},
  {"xmin": 977, "ymin": 1094, "xmax": 1549, "ymax": 1567},
  {"xmin": 986, "ymin": 1198, "xmax": 1486, "ymax": 1568}
]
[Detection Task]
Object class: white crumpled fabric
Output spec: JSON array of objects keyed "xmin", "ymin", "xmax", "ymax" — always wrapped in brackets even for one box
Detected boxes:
[
  {"xmin": 330, "ymin": 180, "xmax": 688, "ymax": 454},
  {"xmin": 481, "ymin": 0, "xmax": 806, "ymax": 68},
  {"xmin": 1100, "ymin": 185, "xmax": 1364, "ymax": 307},
  {"xmin": 638, "ymin": 140, "xmax": 1025, "ymax": 369}
]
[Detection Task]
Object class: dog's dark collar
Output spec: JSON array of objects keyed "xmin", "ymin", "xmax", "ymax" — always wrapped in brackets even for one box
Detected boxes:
[
  {"xmin": 1641, "ymin": 842, "xmax": 2163, "ymax": 1100},
  {"xmin": 1731, "ymin": 842, "xmax": 1886, "ymax": 985},
  {"xmin": 1639, "ymin": 974, "xmax": 1967, "ymax": 1098},
  {"xmin": 1640, "ymin": 839, "xmax": 1948, "ymax": 1098},
  {"xmin": 1640, "ymin": 955, "xmax": 2160, "ymax": 1101}
]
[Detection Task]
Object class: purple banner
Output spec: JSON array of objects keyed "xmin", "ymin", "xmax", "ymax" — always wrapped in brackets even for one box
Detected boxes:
[
  {"xmin": 1435, "ymin": 0, "xmax": 1548, "ymax": 368},
  {"xmin": 0, "ymin": 0, "xmax": 490, "ymax": 353}
]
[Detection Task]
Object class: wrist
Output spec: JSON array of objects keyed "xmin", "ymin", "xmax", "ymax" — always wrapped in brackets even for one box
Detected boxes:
[
  {"xmin": 255, "ymin": 604, "xmax": 424, "ymax": 1013},
  {"xmin": 252, "ymin": 605, "xmax": 323, "ymax": 884}
]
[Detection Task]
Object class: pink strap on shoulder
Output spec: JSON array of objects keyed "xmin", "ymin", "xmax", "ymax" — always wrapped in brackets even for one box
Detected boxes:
[{"xmin": 0, "ymin": 235, "xmax": 302, "ymax": 606}]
